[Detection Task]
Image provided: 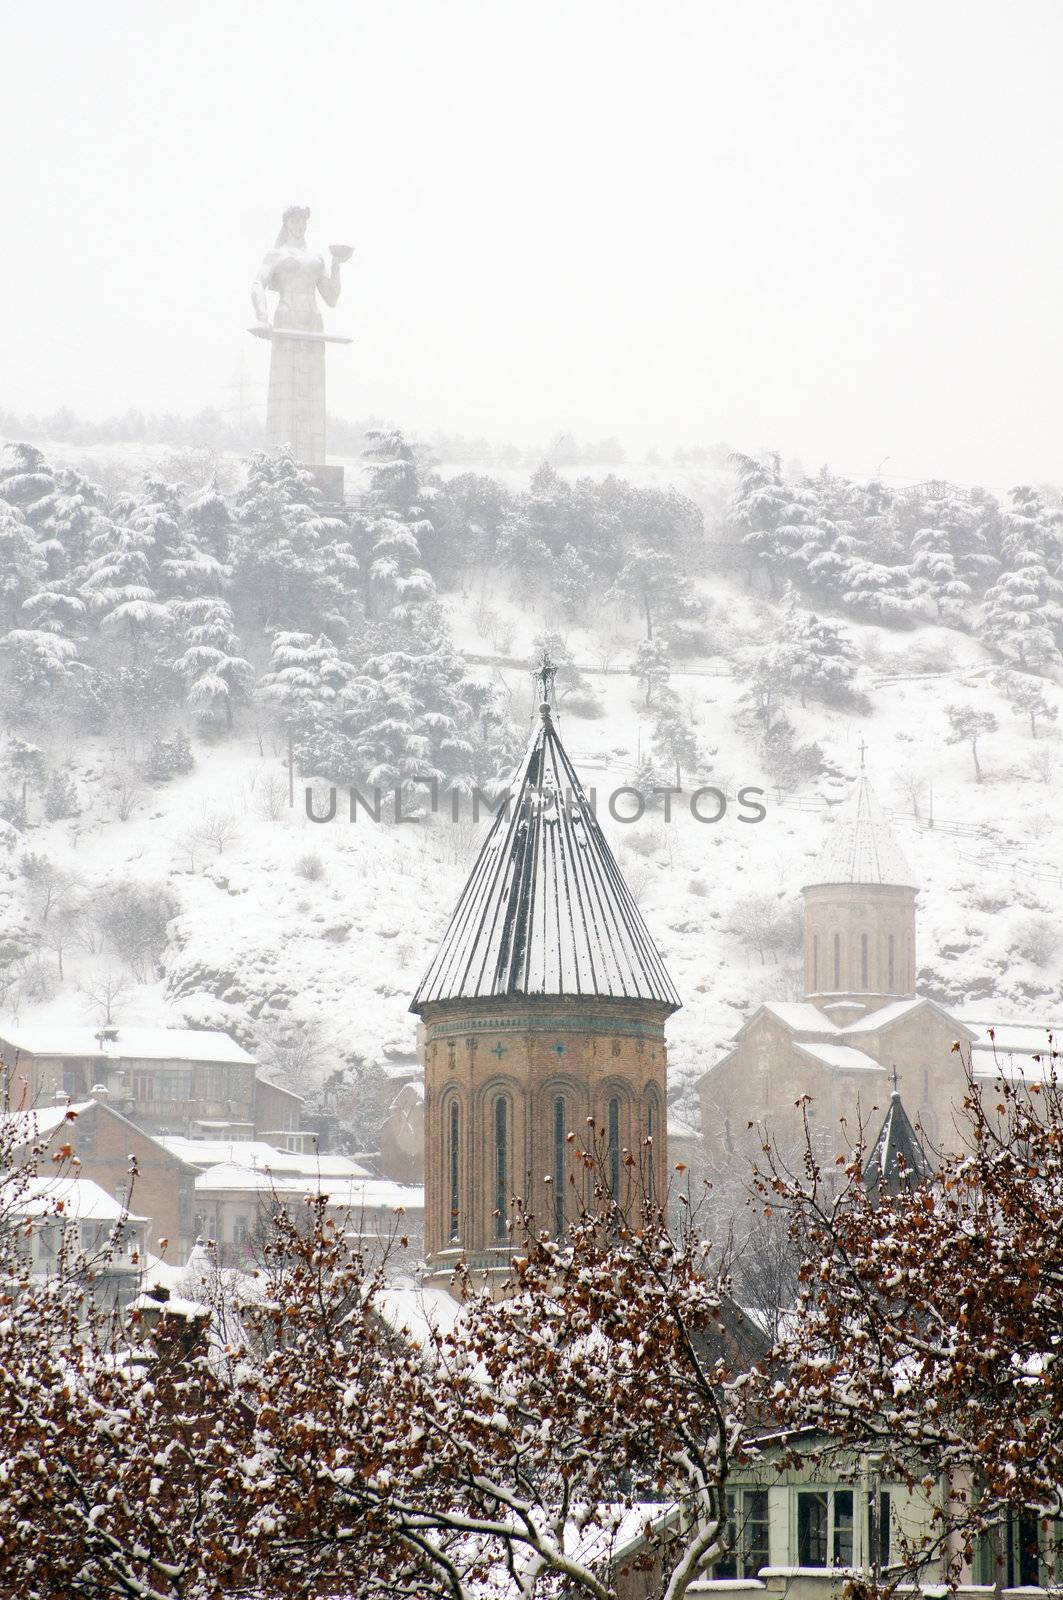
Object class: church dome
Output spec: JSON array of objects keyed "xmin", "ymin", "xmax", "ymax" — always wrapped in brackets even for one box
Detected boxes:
[
  {"xmin": 803, "ymin": 773, "xmax": 915, "ymax": 890},
  {"xmin": 411, "ymin": 696, "xmax": 680, "ymax": 1014}
]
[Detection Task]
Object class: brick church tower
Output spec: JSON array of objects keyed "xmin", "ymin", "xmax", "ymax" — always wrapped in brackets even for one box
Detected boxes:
[
  {"xmin": 411, "ymin": 663, "xmax": 681, "ymax": 1283},
  {"xmin": 802, "ymin": 763, "xmax": 917, "ymax": 1023}
]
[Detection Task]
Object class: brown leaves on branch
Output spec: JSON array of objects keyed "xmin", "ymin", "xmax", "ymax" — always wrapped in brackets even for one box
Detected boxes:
[
  {"xmin": 755, "ymin": 1051, "xmax": 1063, "ymax": 1590},
  {"xmin": 0, "ymin": 1133, "xmax": 750, "ymax": 1600}
]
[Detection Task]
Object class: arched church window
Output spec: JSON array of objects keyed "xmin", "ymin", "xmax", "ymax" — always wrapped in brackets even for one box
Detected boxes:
[
  {"xmin": 553, "ymin": 1094, "xmax": 566, "ymax": 1236},
  {"xmin": 493, "ymin": 1095, "xmax": 509, "ymax": 1240},
  {"xmin": 812, "ymin": 934, "xmax": 819, "ymax": 991},
  {"xmin": 645, "ymin": 1088, "xmax": 661, "ymax": 1198},
  {"xmin": 608, "ymin": 1096, "xmax": 621, "ymax": 1200},
  {"xmin": 447, "ymin": 1099, "xmax": 460, "ymax": 1243},
  {"xmin": 833, "ymin": 933, "xmax": 841, "ymax": 989},
  {"xmin": 888, "ymin": 934, "xmax": 895, "ymax": 991},
  {"xmin": 861, "ymin": 932, "xmax": 869, "ymax": 989}
]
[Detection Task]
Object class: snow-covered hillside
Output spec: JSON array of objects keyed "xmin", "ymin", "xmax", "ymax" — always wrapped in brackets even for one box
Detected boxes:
[{"xmin": 3, "ymin": 482, "xmax": 1060, "ymax": 1134}]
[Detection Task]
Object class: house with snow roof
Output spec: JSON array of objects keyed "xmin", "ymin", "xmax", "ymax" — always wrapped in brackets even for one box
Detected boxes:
[
  {"xmin": 2, "ymin": 1096, "xmax": 195, "ymax": 1258},
  {"xmin": 0, "ymin": 1020, "xmax": 303, "ymax": 1142},
  {"xmin": 4, "ymin": 1173, "xmax": 149, "ymax": 1309}
]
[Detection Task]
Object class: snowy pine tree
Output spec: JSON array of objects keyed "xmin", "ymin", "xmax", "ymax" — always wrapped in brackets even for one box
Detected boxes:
[
  {"xmin": 0, "ymin": 501, "xmax": 45, "ymax": 627},
  {"xmin": 766, "ymin": 595, "xmax": 862, "ymax": 707},
  {"xmin": 354, "ymin": 430, "xmax": 436, "ymax": 621},
  {"xmin": 726, "ymin": 451, "xmax": 809, "ymax": 593},
  {"xmin": 232, "ymin": 449, "xmax": 353, "ymax": 632},
  {"xmin": 171, "ymin": 596, "xmax": 254, "ymax": 731},
  {"xmin": 651, "ymin": 693, "xmax": 701, "ymax": 788},
  {"xmin": 982, "ymin": 486, "xmax": 1063, "ymax": 668},
  {"xmin": 908, "ymin": 485, "xmax": 995, "ymax": 622}
]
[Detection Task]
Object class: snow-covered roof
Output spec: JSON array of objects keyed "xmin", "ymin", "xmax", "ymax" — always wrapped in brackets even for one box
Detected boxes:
[
  {"xmin": 0, "ymin": 1100, "xmax": 93, "ymax": 1144},
  {"xmin": 411, "ymin": 700, "xmax": 681, "ymax": 1012},
  {"xmin": 959, "ymin": 1017, "xmax": 1063, "ymax": 1053},
  {"xmin": 863, "ymin": 1091, "xmax": 932, "ymax": 1197},
  {"xmin": 839, "ymin": 996, "xmax": 975, "ymax": 1038},
  {"xmin": 761, "ymin": 1001, "xmax": 840, "ymax": 1035},
  {"xmin": 128, "ymin": 1289, "xmax": 210, "ymax": 1320},
  {"xmin": 374, "ymin": 1278, "xmax": 464, "ymax": 1345},
  {"xmin": 796, "ymin": 1042, "xmax": 884, "ymax": 1073},
  {"xmin": 0, "ymin": 1019, "xmax": 254, "ymax": 1065},
  {"xmin": 837, "ymin": 996, "xmax": 925, "ymax": 1032},
  {"xmin": 803, "ymin": 772, "xmax": 916, "ymax": 890},
  {"xmin": 156, "ymin": 1136, "xmax": 370, "ymax": 1178},
  {"xmin": 194, "ymin": 1162, "xmax": 423, "ymax": 1212},
  {"xmin": 6, "ymin": 1175, "xmax": 147, "ymax": 1224}
]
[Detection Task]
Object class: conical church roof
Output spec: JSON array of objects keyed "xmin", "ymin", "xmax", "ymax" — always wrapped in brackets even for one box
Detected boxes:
[
  {"xmin": 411, "ymin": 696, "xmax": 681, "ymax": 1013},
  {"xmin": 863, "ymin": 1089, "xmax": 932, "ymax": 1199},
  {"xmin": 804, "ymin": 772, "xmax": 915, "ymax": 889}
]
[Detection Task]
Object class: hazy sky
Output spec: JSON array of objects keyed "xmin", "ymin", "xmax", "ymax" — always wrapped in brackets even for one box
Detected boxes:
[{"xmin": 4, "ymin": 0, "xmax": 1063, "ymax": 486}]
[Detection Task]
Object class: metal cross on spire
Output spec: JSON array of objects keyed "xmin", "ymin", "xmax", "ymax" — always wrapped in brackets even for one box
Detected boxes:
[
  {"xmin": 890, "ymin": 1064, "xmax": 901, "ymax": 1094},
  {"xmin": 858, "ymin": 735, "xmax": 868, "ymax": 770},
  {"xmin": 534, "ymin": 650, "xmax": 558, "ymax": 721}
]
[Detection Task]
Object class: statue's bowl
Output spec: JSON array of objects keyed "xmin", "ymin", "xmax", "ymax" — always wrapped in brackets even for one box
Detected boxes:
[{"xmin": 329, "ymin": 244, "xmax": 354, "ymax": 262}]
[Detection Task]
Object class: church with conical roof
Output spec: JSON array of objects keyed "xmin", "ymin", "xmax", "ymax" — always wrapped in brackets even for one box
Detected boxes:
[
  {"xmin": 411, "ymin": 662, "xmax": 680, "ymax": 1279},
  {"xmin": 700, "ymin": 762, "xmax": 975, "ymax": 1181}
]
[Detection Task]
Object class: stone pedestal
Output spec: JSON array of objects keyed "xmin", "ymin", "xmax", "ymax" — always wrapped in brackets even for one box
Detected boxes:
[{"xmin": 304, "ymin": 463, "xmax": 345, "ymax": 505}]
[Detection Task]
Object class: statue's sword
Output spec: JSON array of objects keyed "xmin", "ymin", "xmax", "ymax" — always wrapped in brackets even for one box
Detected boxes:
[{"xmin": 248, "ymin": 326, "xmax": 353, "ymax": 345}]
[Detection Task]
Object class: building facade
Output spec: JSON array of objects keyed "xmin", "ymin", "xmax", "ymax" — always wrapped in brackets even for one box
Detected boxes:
[{"xmin": 700, "ymin": 770, "xmax": 977, "ymax": 1179}]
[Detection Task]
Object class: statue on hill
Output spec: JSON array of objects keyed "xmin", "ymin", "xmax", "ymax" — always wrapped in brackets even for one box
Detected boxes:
[{"xmin": 250, "ymin": 206, "xmax": 353, "ymax": 471}]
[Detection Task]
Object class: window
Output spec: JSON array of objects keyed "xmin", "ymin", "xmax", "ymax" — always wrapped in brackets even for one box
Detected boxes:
[
  {"xmin": 798, "ymin": 1492, "xmax": 828, "ymax": 1567},
  {"xmin": 233, "ymin": 1215, "xmax": 249, "ymax": 1249},
  {"xmin": 159, "ymin": 1069, "xmax": 193, "ymax": 1102},
  {"xmin": 716, "ymin": 1489, "xmax": 770, "ymax": 1578},
  {"xmin": 63, "ymin": 1063, "xmax": 85, "ymax": 1098},
  {"xmin": 493, "ymin": 1095, "xmax": 508, "ymax": 1239},
  {"xmin": 976, "ymin": 1512, "xmax": 1044, "ymax": 1588},
  {"xmin": 797, "ymin": 1489, "xmax": 854, "ymax": 1568},
  {"xmin": 812, "ymin": 934, "xmax": 819, "ymax": 991},
  {"xmin": 888, "ymin": 934, "xmax": 895, "ymax": 990},
  {"xmin": 833, "ymin": 1490, "xmax": 854, "ymax": 1566},
  {"xmin": 860, "ymin": 933, "xmax": 869, "ymax": 989},
  {"xmin": 833, "ymin": 933, "xmax": 841, "ymax": 989},
  {"xmin": 448, "ymin": 1099, "xmax": 460, "ymax": 1243},
  {"xmin": 553, "ymin": 1094, "xmax": 566, "ymax": 1236},
  {"xmin": 646, "ymin": 1091, "xmax": 659, "ymax": 1196},
  {"xmin": 133, "ymin": 1072, "xmax": 154, "ymax": 1102},
  {"xmin": 608, "ymin": 1096, "xmax": 621, "ymax": 1200},
  {"xmin": 867, "ymin": 1490, "xmax": 891, "ymax": 1571}
]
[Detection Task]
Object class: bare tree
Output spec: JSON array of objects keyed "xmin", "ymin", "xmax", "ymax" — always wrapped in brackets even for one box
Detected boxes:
[
  {"xmin": 77, "ymin": 967, "xmax": 130, "ymax": 1024},
  {"xmin": 197, "ymin": 806, "xmax": 241, "ymax": 856}
]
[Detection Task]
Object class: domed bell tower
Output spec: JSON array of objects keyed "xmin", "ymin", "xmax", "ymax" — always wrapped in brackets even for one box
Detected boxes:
[
  {"xmin": 802, "ymin": 753, "xmax": 917, "ymax": 1023},
  {"xmin": 411, "ymin": 658, "xmax": 681, "ymax": 1285}
]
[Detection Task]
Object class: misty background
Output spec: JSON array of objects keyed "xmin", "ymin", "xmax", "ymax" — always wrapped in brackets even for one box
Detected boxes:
[{"xmin": 4, "ymin": 0, "xmax": 1063, "ymax": 487}]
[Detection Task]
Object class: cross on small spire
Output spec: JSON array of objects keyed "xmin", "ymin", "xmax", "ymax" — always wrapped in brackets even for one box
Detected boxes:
[
  {"xmin": 858, "ymin": 735, "xmax": 868, "ymax": 770},
  {"xmin": 534, "ymin": 650, "xmax": 558, "ymax": 722},
  {"xmin": 890, "ymin": 1064, "xmax": 901, "ymax": 1094}
]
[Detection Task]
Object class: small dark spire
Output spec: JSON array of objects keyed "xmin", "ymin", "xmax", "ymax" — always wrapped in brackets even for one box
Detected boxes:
[{"xmin": 863, "ymin": 1087, "xmax": 931, "ymax": 1200}]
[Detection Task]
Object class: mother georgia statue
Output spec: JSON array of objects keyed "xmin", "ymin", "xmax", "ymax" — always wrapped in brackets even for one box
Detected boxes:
[{"xmin": 250, "ymin": 205, "xmax": 352, "ymax": 466}]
